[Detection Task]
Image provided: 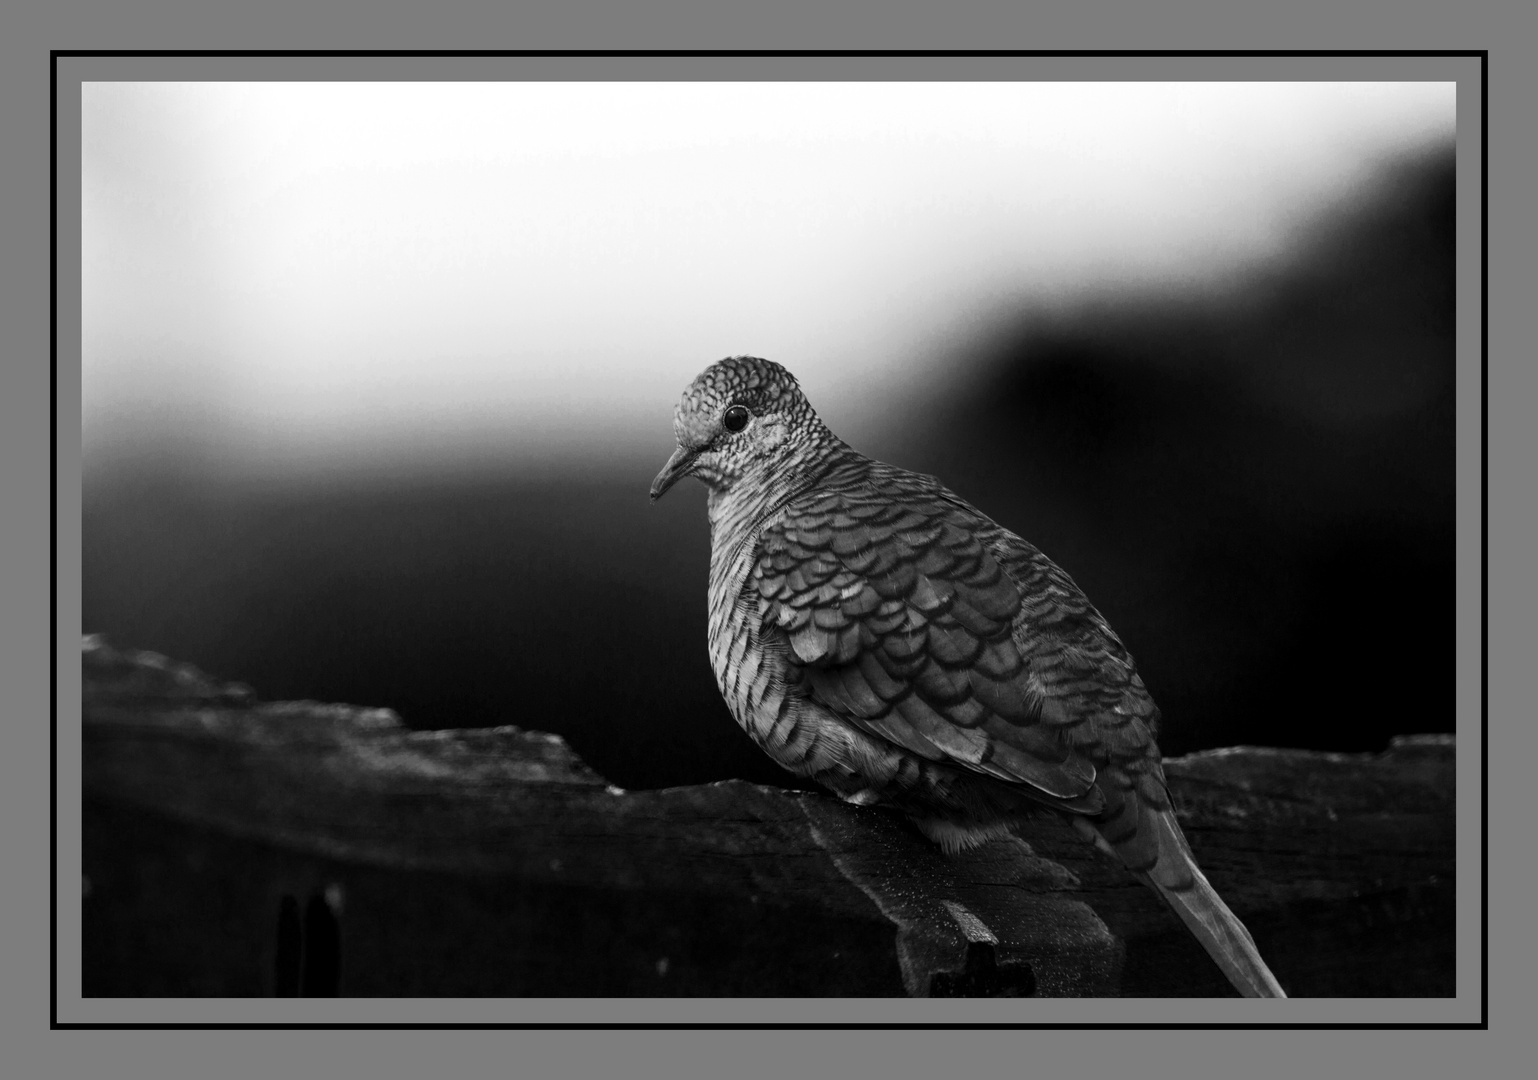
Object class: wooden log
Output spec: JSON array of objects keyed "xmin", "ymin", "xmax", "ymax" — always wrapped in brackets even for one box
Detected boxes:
[{"xmin": 79, "ymin": 636, "xmax": 1455, "ymax": 997}]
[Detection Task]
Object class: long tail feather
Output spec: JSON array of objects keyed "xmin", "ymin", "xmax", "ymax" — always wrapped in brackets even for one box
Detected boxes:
[
  {"xmin": 1137, "ymin": 855, "xmax": 1287, "ymax": 998},
  {"xmin": 1075, "ymin": 772, "xmax": 1287, "ymax": 998}
]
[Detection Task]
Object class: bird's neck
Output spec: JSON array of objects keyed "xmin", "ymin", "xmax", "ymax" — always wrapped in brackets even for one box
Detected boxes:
[
  {"xmin": 706, "ymin": 483, "xmax": 780, "ymax": 550},
  {"xmin": 706, "ymin": 436, "xmax": 860, "ymax": 550}
]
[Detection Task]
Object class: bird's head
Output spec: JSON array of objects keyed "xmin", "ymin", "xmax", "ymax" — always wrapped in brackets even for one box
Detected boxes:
[{"xmin": 650, "ymin": 356, "xmax": 830, "ymax": 501}]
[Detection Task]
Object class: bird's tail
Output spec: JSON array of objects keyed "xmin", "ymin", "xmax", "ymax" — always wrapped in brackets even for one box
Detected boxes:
[
  {"xmin": 1076, "ymin": 774, "xmax": 1287, "ymax": 998},
  {"xmin": 1135, "ymin": 829, "xmax": 1287, "ymax": 999}
]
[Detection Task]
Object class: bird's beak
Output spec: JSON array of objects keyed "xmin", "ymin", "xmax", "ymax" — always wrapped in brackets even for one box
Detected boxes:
[{"xmin": 650, "ymin": 444, "xmax": 701, "ymax": 501}]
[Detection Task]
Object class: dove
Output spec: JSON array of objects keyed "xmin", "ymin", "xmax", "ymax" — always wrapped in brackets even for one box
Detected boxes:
[{"xmin": 651, "ymin": 355, "xmax": 1286, "ymax": 998}]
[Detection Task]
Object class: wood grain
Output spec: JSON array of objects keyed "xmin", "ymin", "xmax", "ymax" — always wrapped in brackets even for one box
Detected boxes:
[{"xmin": 80, "ymin": 637, "xmax": 1455, "ymax": 997}]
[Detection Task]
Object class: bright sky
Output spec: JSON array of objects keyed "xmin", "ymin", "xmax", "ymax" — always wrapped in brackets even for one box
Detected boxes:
[{"xmin": 81, "ymin": 81, "xmax": 1456, "ymax": 477}]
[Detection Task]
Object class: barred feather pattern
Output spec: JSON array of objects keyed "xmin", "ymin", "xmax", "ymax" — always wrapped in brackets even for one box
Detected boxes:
[{"xmin": 661, "ymin": 356, "xmax": 1285, "ymax": 998}]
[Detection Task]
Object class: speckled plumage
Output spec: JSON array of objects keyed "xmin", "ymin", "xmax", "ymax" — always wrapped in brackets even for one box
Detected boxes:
[{"xmin": 652, "ymin": 356, "xmax": 1286, "ymax": 997}]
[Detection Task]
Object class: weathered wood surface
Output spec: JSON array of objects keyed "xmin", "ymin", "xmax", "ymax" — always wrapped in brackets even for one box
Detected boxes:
[{"xmin": 80, "ymin": 636, "xmax": 1456, "ymax": 998}]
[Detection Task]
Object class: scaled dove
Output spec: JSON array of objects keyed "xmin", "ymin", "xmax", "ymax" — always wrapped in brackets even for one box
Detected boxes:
[{"xmin": 651, "ymin": 355, "xmax": 1286, "ymax": 998}]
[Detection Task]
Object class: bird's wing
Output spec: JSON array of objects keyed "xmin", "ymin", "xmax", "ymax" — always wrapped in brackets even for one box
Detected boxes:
[{"xmin": 751, "ymin": 462, "xmax": 1160, "ymax": 813}]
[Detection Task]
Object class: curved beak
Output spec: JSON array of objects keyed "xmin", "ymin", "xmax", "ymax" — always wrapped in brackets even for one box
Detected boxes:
[{"xmin": 650, "ymin": 444, "xmax": 701, "ymax": 501}]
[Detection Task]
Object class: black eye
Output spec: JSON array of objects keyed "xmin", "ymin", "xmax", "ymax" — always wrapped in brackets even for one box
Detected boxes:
[{"xmin": 723, "ymin": 404, "xmax": 751, "ymax": 433}]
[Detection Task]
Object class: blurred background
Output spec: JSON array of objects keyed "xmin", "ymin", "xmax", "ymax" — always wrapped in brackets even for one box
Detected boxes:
[{"xmin": 81, "ymin": 81, "xmax": 1457, "ymax": 791}]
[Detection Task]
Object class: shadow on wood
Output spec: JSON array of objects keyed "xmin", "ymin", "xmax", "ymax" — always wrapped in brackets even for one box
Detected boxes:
[{"xmin": 80, "ymin": 636, "xmax": 1455, "ymax": 998}]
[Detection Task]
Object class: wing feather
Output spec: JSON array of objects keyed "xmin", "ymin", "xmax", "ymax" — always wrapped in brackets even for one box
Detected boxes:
[{"xmin": 751, "ymin": 462, "xmax": 1160, "ymax": 808}]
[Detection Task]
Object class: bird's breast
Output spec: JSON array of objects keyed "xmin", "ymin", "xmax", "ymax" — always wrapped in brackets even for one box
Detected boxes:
[
  {"xmin": 704, "ymin": 497, "xmax": 843, "ymax": 777},
  {"xmin": 706, "ymin": 521, "xmax": 784, "ymax": 744}
]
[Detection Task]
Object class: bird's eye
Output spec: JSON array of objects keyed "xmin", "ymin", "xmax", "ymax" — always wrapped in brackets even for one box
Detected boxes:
[{"xmin": 723, "ymin": 404, "xmax": 751, "ymax": 433}]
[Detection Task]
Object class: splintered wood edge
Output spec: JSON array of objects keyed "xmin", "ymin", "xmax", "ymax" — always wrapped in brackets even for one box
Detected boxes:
[
  {"xmin": 80, "ymin": 636, "xmax": 1455, "ymax": 996},
  {"xmin": 79, "ymin": 632, "xmax": 1455, "ymax": 883},
  {"xmin": 80, "ymin": 633, "xmax": 1454, "ymax": 789}
]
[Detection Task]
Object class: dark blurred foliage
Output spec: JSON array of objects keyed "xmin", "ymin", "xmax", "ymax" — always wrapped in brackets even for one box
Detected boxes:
[
  {"xmin": 82, "ymin": 145, "xmax": 1458, "ymax": 789},
  {"xmin": 906, "ymin": 145, "xmax": 1456, "ymax": 755}
]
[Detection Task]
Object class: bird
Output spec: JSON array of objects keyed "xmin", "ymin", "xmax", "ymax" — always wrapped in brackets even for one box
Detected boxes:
[{"xmin": 650, "ymin": 355, "xmax": 1286, "ymax": 998}]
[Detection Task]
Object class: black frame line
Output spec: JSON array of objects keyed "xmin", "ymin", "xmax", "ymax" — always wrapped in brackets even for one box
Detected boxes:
[{"xmin": 54, "ymin": 48, "xmax": 1477, "ymax": 57}]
